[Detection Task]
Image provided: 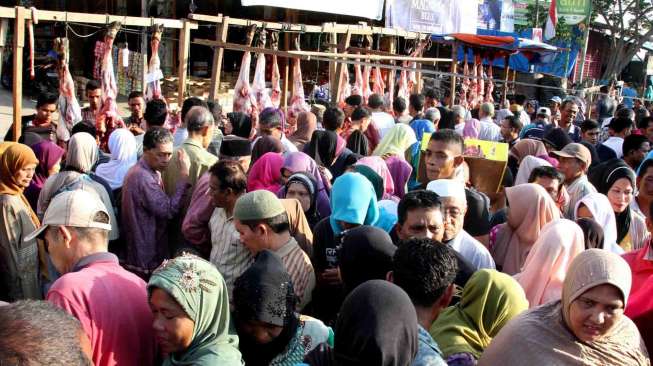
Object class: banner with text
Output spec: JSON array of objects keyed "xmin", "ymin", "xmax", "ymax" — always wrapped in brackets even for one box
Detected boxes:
[
  {"xmin": 477, "ymin": 0, "xmax": 591, "ymax": 32},
  {"xmin": 240, "ymin": 0, "xmax": 385, "ymax": 20},
  {"xmin": 385, "ymin": 0, "xmax": 478, "ymax": 35}
]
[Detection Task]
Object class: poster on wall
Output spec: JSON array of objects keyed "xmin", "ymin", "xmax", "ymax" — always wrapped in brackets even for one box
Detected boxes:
[
  {"xmin": 240, "ymin": 0, "xmax": 385, "ymax": 20},
  {"xmin": 513, "ymin": 0, "xmax": 591, "ymax": 26},
  {"xmin": 478, "ymin": 0, "xmax": 515, "ymax": 32},
  {"xmin": 385, "ymin": 0, "xmax": 478, "ymax": 34}
]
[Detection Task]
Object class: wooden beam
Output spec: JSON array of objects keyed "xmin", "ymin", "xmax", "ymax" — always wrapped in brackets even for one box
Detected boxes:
[
  {"xmin": 0, "ymin": 6, "xmax": 197, "ymax": 29},
  {"xmin": 331, "ymin": 30, "xmax": 351, "ymax": 106},
  {"xmin": 12, "ymin": 6, "xmax": 25, "ymax": 141},
  {"xmin": 290, "ymin": 50, "xmax": 450, "ymax": 63},
  {"xmin": 177, "ymin": 19, "xmax": 191, "ymax": 106},
  {"xmin": 209, "ymin": 16, "xmax": 229, "ymax": 101},
  {"xmin": 449, "ymin": 43, "xmax": 457, "ymax": 108}
]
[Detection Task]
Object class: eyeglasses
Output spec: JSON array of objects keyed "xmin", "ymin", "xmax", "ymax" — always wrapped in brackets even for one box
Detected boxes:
[{"xmin": 443, "ymin": 207, "xmax": 463, "ymax": 219}]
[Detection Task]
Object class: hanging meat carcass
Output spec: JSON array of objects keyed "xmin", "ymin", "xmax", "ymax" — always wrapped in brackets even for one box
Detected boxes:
[
  {"xmin": 468, "ymin": 61, "xmax": 479, "ymax": 110},
  {"xmin": 397, "ymin": 66, "xmax": 409, "ymax": 103},
  {"xmin": 477, "ymin": 57, "xmax": 485, "ymax": 106},
  {"xmin": 232, "ymin": 24, "xmax": 258, "ymax": 118},
  {"xmin": 252, "ymin": 30, "xmax": 273, "ymax": 113},
  {"xmin": 287, "ymin": 35, "xmax": 310, "ymax": 132},
  {"xmin": 270, "ymin": 31, "xmax": 281, "ymax": 108},
  {"xmin": 361, "ymin": 65, "xmax": 372, "ymax": 104},
  {"xmin": 337, "ymin": 64, "xmax": 351, "ymax": 109},
  {"xmin": 27, "ymin": 7, "xmax": 38, "ymax": 80},
  {"xmin": 459, "ymin": 51, "xmax": 469, "ymax": 109},
  {"xmin": 351, "ymin": 59, "xmax": 364, "ymax": 96},
  {"xmin": 145, "ymin": 24, "xmax": 164, "ymax": 101},
  {"xmin": 371, "ymin": 66, "xmax": 385, "ymax": 96},
  {"xmin": 96, "ymin": 22, "xmax": 126, "ymax": 152},
  {"xmin": 54, "ymin": 37, "xmax": 82, "ymax": 142},
  {"xmin": 484, "ymin": 61, "xmax": 495, "ymax": 103}
]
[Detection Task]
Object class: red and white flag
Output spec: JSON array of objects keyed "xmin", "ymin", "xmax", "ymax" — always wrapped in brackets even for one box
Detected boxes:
[{"xmin": 544, "ymin": 0, "xmax": 557, "ymax": 40}]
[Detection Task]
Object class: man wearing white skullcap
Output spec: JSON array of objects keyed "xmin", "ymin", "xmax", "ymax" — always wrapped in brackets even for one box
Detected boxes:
[{"xmin": 426, "ymin": 179, "xmax": 496, "ymax": 270}]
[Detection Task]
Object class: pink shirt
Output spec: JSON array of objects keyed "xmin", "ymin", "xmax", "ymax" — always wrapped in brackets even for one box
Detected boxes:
[{"xmin": 47, "ymin": 253, "xmax": 156, "ymax": 366}]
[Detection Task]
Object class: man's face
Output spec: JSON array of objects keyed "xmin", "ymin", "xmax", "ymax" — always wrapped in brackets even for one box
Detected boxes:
[
  {"xmin": 500, "ymin": 119, "xmax": 515, "ymax": 141},
  {"xmin": 44, "ymin": 226, "xmax": 69, "ymax": 274},
  {"xmin": 638, "ymin": 166, "xmax": 653, "ymax": 199},
  {"xmin": 259, "ymin": 124, "xmax": 282, "ymax": 140},
  {"xmin": 143, "ymin": 142, "xmax": 174, "ymax": 172},
  {"xmin": 397, "ymin": 207, "xmax": 445, "ymax": 241},
  {"xmin": 234, "ymin": 220, "xmax": 265, "ymax": 254},
  {"xmin": 550, "ymin": 102, "xmax": 560, "ymax": 113},
  {"xmin": 35, "ymin": 103, "xmax": 57, "ymax": 124},
  {"xmin": 557, "ymin": 156, "xmax": 584, "ymax": 183},
  {"xmin": 86, "ymin": 89, "xmax": 102, "ymax": 110},
  {"xmin": 560, "ymin": 102, "xmax": 579, "ymax": 126},
  {"xmin": 424, "ymin": 140, "xmax": 461, "ymax": 181},
  {"xmin": 343, "ymin": 104, "xmax": 355, "ymax": 118},
  {"xmin": 440, "ymin": 196, "xmax": 466, "ymax": 241},
  {"xmin": 628, "ymin": 141, "xmax": 650, "ymax": 168},
  {"xmin": 533, "ymin": 176, "xmax": 560, "ymax": 203},
  {"xmin": 208, "ymin": 175, "xmax": 229, "ymax": 208},
  {"xmin": 128, "ymin": 97, "xmax": 145, "ymax": 119},
  {"xmin": 581, "ymin": 128, "xmax": 600, "ymax": 145}
]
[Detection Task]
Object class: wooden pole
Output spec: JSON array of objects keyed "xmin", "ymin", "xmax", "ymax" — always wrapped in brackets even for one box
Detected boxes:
[
  {"xmin": 332, "ymin": 30, "xmax": 351, "ymax": 106},
  {"xmin": 0, "ymin": 19, "xmax": 8, "ymax": 87},
  {"xmin": 12, "ymin": 6, "xmax": 25, "ymax": 141},
  {"xmin": 449, "ymin": 42, "xmax": 457, "ymax": 107},
  {"xmin": 502, "ymin": 56, "xmax": 510, "ymax": 104},
  {"xmin": 209, "ymin": 16, "xmax": 229, "ymax": 101},
  {"xmin": 177, "ymin": 19, "xmax": 191, "ymax": 106},
  {"xmin": 328, "ymin": 31, "xmax": 337, "ymax": 101}
]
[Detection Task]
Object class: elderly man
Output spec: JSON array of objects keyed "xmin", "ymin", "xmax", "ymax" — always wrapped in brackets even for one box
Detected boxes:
[
  {"xmin": 478, "ymin": 102, "xmax": 501, "ymax": 141},
  {"xmin": 426, "ymin": 179, "xmax": 495, "ymax": 270},
  {"xmin": 552, "ymin": 143, "xmax": 596, "ymax": 218},
  {"xmin": 424, "ymin": 107, "xmax": 441, "ymax": 129},
  {"xmin": 452, "ymin": 105, "xmax": 467, "ymax": 135},
  {"xmin": 26, "ymin": 190, "xmax": 155, "ymax": 366}
]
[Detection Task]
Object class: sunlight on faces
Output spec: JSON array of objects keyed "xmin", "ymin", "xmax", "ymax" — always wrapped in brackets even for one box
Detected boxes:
[
  {"xmin": 557, "ymin": 157, "xmax": 584, "ymax": 183},
  {"xmin": 533, "ymin": 176, "xmax": 560, "ymax": 202},
  {"xmin": 567, "ymin": 284, "xmax": 624, "ymax": 343},
  {"xmin": 208, "ymin": 175, "xmax": 228, "ymax": 208},
  {"xmin": 424, "ymin": 140, "xmax": 462, "ymax": 181},
  {"xmin": 286, "ymin": 182, "xmax": 311, "ymax": 212},
  {"xmin": 233, "ymin": 220, "xmax": 266, "ymax": 254},
  {"xmin": 561, "ymin": 102, "xmax": 579, "ymax": 126},
  {"xmin": 143, "ymin": 141, "xmax": 173, "ymax": 172},
  {"xmin": 149, "ymin": 288, "xmax": 195, "ymax": 356},
  {"xmin": 86, "ymin": 89, "xmax": 102, "ymax": 110},
  {"xmin": 44, "ymin": 226, "xmax": 69, "ymax": 275},
  {"xmin": 128, "ymin": 96, "xmax": 145, "ymax": 118},
  {"xmin": 239, "ymin": 319, "xmax": 283, "ymax": 345},
  {"xmin": 439, "ymin": 196, "xmax": 466, "ymax": 241},
  {"xmin": 582, "ymin": 128, "xmax": 600, "ymax": 145},
  {"xmin": 14, "ymin": 163, "xmax": 37, "ymax": 188},
  {"xmin": 35, "ymin": 103, "xmax": 57, "ymax": 125},
  {"xmin": 638, "ymin": 166, "xmax": 653, "ymax": 198},
  {"xmin": 607, "ymin": 178, "xmax": 634, "ymax": 213},
  {"xmin": 398, "ymin": 208, "xmax": 445, "ymax": 242}
]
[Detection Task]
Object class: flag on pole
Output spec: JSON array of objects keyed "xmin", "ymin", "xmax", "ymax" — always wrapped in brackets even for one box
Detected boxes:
[{"xmin": 544, "ymin": 0, "xmax": 557, "ymax": 40}]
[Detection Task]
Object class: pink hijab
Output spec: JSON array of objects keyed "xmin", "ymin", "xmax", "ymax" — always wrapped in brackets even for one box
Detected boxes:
[
  {"xmin": 355, "ymin": 156, "xmax": 396, "ymax": 201},
  {"xmin": 514, "ymin": 219, "xmax": 585, "ymax": 307},
  {"xmin": 491, "ymin": 183, "xmax": 561, "ymax": 275},
  {"xmin": 246, "ymin": 152, "xmax": 284, "ymax": 193}
]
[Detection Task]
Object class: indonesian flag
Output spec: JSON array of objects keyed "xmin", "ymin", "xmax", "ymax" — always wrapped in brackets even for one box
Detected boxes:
[{"xmin": 544, "ymin": 0, "xmax": 557, "ymax": 40}]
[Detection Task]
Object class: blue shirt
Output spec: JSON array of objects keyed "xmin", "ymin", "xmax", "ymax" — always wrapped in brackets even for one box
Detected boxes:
[
  {"xmin": 413, "ymin": 326, "xmax": 447, "ymax": 366},
  {"xmin": 622, "ymin": 87, "xmax": 638, "ymax": 108}
]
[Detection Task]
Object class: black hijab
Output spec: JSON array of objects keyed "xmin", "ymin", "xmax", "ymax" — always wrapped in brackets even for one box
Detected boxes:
[
  {"xmin": 233, "ymin": 250, "xmax": 299, "ymax": 366},
  {"xmin": 338, "ymin": 226, "xmax": 397, "ymax": 295},
  {"xmin": 346, "ymin": 129, "xmax": 369, "ymax": 156},
  {"xmin": 588, "ymin": 158, "xmax": 636, "ymax": 244},
  {"xmin": 334, "ymin": 280, "xmax": 418, "ymax": 365},
  {"xmin": 285, "ymin": 172, "xmax": 320, "ymax": 227},
  {"xmin": 307, "ymin": 130, "xmax": 338, "ymax": 168},
  {"xmin": 227, "ymin": 112, "xmax": 253, "ymax": 139},
  {"xmin": 576, "ymin": 217, "xmax": 605, "ymax": 249}
]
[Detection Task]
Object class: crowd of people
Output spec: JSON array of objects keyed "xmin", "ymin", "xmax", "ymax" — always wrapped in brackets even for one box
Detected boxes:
[{"xmin": 1, "ymin": 79, "xmax": 653, "ymax": 365}]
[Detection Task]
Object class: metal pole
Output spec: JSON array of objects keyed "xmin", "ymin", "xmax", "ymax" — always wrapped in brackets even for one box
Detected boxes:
[
  {"xmin": 535, "ymin": 0, "xmax": 540, "ymax": 27},
  {"xmin": 577, "ymin": 3, "xmax": 593, "ymax": 84}
]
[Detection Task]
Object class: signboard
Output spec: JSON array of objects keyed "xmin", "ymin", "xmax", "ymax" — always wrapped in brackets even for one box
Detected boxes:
[
  {"xmin": 386, "ymin": 0, "xmax": 478, "ymax": 34},
  {"xmin": 513, "ymin": 0, "xmax": 590, "ymax": 26},
  {"xmin": 240, "ymin": 0, "xmax": 384, "ymax": 20}
]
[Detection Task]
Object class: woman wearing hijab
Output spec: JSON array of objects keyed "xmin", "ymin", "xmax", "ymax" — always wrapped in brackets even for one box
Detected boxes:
[
  {"xmin": 373, "ymin": 123, "xmax": 418, "ymax": 161},
  {"xmin": 623, "ymin": 237, "xmax": 653, "ymax": 352},
  {"xmin": 37, "ymin": 132, "xmax": 119, "ymax": 241},
  {"xmin": 355, "ymin": 156, "xmax": 397, "ymax": 202},
  {"xmin": 0, "ymin": 143, "xmax": 41, "ymax": 301},
  {"xmin": 576, "ymin": 217, "xmax": 605, "ymax": 249},
  {"xmin": 96, "ymin": 128, "xmax": 138, "ymax": 193},
  {"xmin": 514, "ymin": 219, "xmax": 585, "ymax": 308},
  {"xmin": 514, "ymin": 155, "xmax": 551, "ymax": 185},
  {"xmin": 306, "ymin": 130, "xmax": 357, "ymax": 182},
  {"xmin": 575, "ymin": 192, "xmax": 622, "ymax": 253},
  {"xmin": 283, "ymin": 173, "xmax": 322, "ymax": 229},
  {"xmin": 280, "ymin": 198, "xmax": 315, "ymax": 257},
  {"xmin": 490, "ymin": 184, "xmax": 560, "ymax": 274},
  {"xmin": 430, "ymin": 269, "xmax": 529, "ymax": 365},
  {"xmin": 589, "ymin": 158, "xmax": 649, "ymax": 252},
  {"xmin": 234, "ymin": 250, "xmax": 332, "ymax": 366},
  {"xmin": 383, "ymin": 156, "xmax": 413, "ymax": 199},
  {"xmin": 148, "ymin": 253, "xmax": 242, "ymax": 365},
  {"xmin": 479, "ymin": 249, "xmax": 649, "ymax": 366},
  {"xmin": 247, "ymin": 152, "xmax": 284, "ymax": 193},
  {"xmin": 225, "ymin": 112, "xmax": 252, "ymax": 139},
  {"xmin": 24, "ymin": 140, "xmax": 65, "ymax": 211},
  {"xmin": 278, "ymin": 152, "xmax": 331, "ymax": 218},
  {"xmin": 289, "ymin": 111, "xmax": 317, "ymax": 151},
  {"xmin": 251, "ymin": 136, "xmax": 284, "ymax": 166},
  {"xmin": 338, "ymin": 226, "xmax": 397, "ymax": 295},
  {"xmin": 352, "ymin": 165, "xmax": 384, "ymax": 201},
  {"xmin": 304, "ymin": 280, "xmax": 419, "ymax": 366},
  {"xmin": 344, "ymin": 107, "xmax": 372, "ymax": 156},
  {"xmin": 507, "ymin": 139, "xmax": 552, "ymax": 178}
]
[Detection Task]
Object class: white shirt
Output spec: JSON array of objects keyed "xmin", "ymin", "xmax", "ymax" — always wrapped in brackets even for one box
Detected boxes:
[
  {"xmin": 448, "ymin": 230, "xmax": 496, "ymax": 270},
  {"xmin": 173, "ymin": 127, "xmax": 188, "ymax": 147},
  {"xmin": 281, "ymin": 134, "xmax": 299, "ymax": 153},
  {"xmin": 478, "ymin": 117, "xmax": 502, "ymax": 141},
  {"xmin": 454, "ymin": 123, "xmax": 465, "ymax": 136},
  {"xmin": 603, "ymin": 136, "xmax": 624, "ymax": 158},
  {"xmin": 371, "ymin": 111, "xmax": 396, "ymax": 139}
]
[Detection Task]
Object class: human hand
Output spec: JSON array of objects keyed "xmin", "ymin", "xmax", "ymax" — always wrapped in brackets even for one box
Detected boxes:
[{"xmin": 177, "ymin": 149, "xmax": 190, "ymax": 178}]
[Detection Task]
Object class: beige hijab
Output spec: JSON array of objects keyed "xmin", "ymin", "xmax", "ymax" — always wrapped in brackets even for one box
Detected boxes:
[
  {"xmin": 492, "ymin": 183, "xmax": 560, "ymax": 275},
  {"xmin": 479, "ymin": 249, "xmax": 649, "ymax": 366}
]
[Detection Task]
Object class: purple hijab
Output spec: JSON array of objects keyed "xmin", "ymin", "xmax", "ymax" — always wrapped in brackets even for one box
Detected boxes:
[
  {"xmin": 24, "ymin": 140, "xmax": 65, "ymax": 211},
  {"xmin": 277, "ymin": 151, "xmax": 332, "ymax": 218},
  {"xmin": 384, "ymin": 155, "xmax": 413, "ymax": 199}
]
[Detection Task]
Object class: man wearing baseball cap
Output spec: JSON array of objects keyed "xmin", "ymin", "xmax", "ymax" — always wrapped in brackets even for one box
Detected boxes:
[
  {"xmin": 28, "ymin": 190, "xmax": 155, "ymax": 366},
  {"xmin": 552, "ymin": 143, "xmax": 597, "ymax": 218},
  {"xmin": 521, "ymin": 107, "xmax": 552, "ymax": 141}
]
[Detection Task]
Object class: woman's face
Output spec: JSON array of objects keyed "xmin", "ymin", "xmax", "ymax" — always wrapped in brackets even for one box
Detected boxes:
[
  {"xmin": 567, "ymin": 284, "xmax": 625, "ymax": 343},
  {"xmin": 576, "ymin": 204, "xmax": 594, "ymax": 220},
  {"xmin": 48, "ymin": 158, "xmax": 62, "ymax": 176},
  {"xmin": 280, "ymin": 168, "xmax": 293, "ymax": 185},
  {"xmin": 286, "ymin": 182, "xmax": 311, "ymax": 212},
  {"xmin": 14, "ymin": 163, "xmax": 37, "ymax": 188},
  {"xmin": 150, "ymin": 288, "xmax": 195, "ymax": 356},
  {"xmin": 223, "ymin": 118, "xmax": 233, "ymax": 135},
  {"xmin": 239, "ymin": 319, "xmax": 283, "ymax": 345},
  {"xmin": 607, "ymin": 178, "xmax": 634, "ymax": 213}
]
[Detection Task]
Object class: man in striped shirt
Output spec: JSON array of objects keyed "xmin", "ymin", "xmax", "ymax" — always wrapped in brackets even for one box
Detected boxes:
[
  {"xmin": 233, "ymin": 190, "xmax": 316, "ymax": 310},
  {"xmin": 553, "ymin": 143, "xmax": 597, "ymax": 219}
]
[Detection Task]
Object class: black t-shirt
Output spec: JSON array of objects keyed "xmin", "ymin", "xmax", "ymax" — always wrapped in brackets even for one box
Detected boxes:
[{"xmin": 311, "ymin": 217, "xmax": 345, "ymax": 325}]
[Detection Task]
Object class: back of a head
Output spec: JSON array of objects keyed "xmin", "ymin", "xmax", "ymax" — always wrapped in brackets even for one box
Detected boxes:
[
  {"xmin": 393, "ymin": 97, "xmax": 407, "ymax": 114},
  {"xmin": 505, "ymin": 115, "xmax": 523, "ymax": 131},
  {"xmin": 424, "ymin": 88, "xmax": 438, "ymax": 100},
  {"xmin": 181, "ymin": 97, "xmax": 208, "ymax": 122},
  {"xmin": 368, "ymin": 94, "xmax": 384, "ymax": 109},
  {"xmin": 424, "ymin": 107, "xmax": 441, "ymax": 123},
  {"xmin": 323, "ymin": 107, "xmax": 345, "ymax": 131},
  {"xmin": 185, "ymin": 106, "xmax": 214, "ymax": 133},
  {"xmin": 0, "ymin": 300, "xmax": 91, "ymax": 365},
  {"xmin": 623, "ymin": 134, "xmax": 648, "ymax": 156},
  {"xmin": 609, "ymin": 117, "xmax": 633, "ymax": 134},
  {"xmin": 616, "ymin": 107, "xmax": 635, "ymax": 121},
  {"xmin": 393, "ymin": 238, "xmax": 458, "ymax": 308},
  {"xmin": 206, "ymin": 100, "xmax": 223, "ymax": 122},
  {"xmin": 409, "ymin": 94, "xmax": 425, "ymax": 112},
  {"xmin": 144, "ymin": 99, "xmax": 168, "ymax": 127},
  {"xmin": 480, "ymin": 102, "xmax": 495, "ymax": 118},
  {"xmin": 71, "ymin": 122, "xmax": 97, "ymax": 138},
  {"xmin": 209, "ymin": 160, "xmax": 247, "ymax": 194},
  {"xmin": 259, "ymin": 108, "xmax": 282, "ymax": 128},
  {"xmin": 580, "ymin": 119, "xmax": 599, "ymax": 132},
  {"xmin": 351, "ymin": 107, "xmax": 371, "ymax": 121},
  {"xmin": 345, "ymin": 94, "xmax": 363, "ymax": 107},
  {"xmin": 452, "ymin": 105, "xmax": 466, "ymax": 120}
]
